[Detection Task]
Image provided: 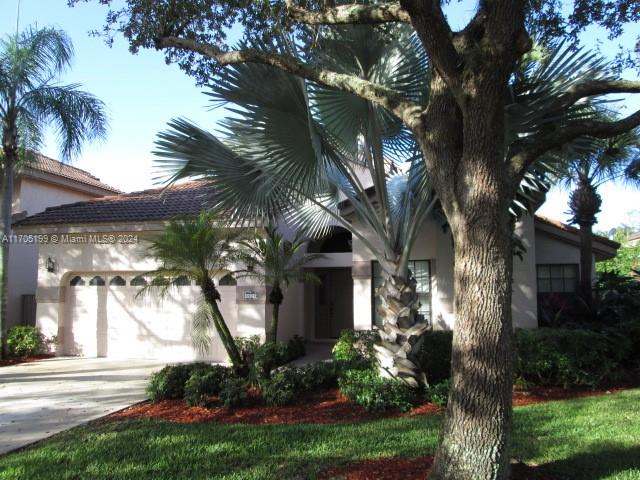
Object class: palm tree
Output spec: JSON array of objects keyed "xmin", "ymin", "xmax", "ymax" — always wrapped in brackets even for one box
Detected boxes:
[
  {"xmin": 153, "ymin": 29, "xmax": 605, "ymax": 387},
  {"xmin": 142, "ymin": 211, "xmax": 244, "ymax": 368},
  {"xmin": 0, "ymin": 27, "xmax": 107, "ymax": 357},
  {"xmin": 559, "ymin": 129, "xmax": 640, "ymax": 309},
  {"xmin": 237, "ymin": 225, "xmax": 322, "ymax": 343}
]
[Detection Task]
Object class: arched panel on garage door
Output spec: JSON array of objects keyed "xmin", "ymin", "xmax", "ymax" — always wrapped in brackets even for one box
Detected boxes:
[{"xmin": 63, "ymin": 272, "xmax": 238, "ymax": 361}]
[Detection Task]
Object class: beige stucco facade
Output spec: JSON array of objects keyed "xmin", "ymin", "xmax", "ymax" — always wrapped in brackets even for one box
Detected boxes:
[
  {"xmin": 8, "ymin": 175, "xmax": 117, "ymax": 328},
  {"xmin": 16, "ymin": 208, "xmax": 619, "ymax": 363}
]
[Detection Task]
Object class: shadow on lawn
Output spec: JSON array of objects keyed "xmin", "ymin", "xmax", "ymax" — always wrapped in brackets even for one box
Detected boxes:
[{"xmin": 535, "ymin": 444, "xmax": 640, "ymax": 480}]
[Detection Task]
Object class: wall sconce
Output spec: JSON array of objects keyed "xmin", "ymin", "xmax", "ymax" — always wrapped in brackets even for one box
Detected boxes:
[{"xmin": 46, "ymin": 257, "xmax": 57, "ymax": 273}]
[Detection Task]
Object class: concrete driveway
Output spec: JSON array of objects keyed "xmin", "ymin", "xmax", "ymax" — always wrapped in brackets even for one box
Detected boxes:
[{"xmin": 0, "ymin": 357, "xmax": 166, "ymax": 455}]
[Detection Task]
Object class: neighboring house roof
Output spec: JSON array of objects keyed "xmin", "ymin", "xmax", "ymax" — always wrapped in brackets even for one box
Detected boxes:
[
  {"xmin": 627, "ymin": 232, "xmax": 640, "ymax": 242},
  {"xmin": 19, "ymin": 153, "xmax": 121, "ymax": 195},
  {"xmin": 14, "ymin": 180, "xmax": 212, "ymax": 227}
]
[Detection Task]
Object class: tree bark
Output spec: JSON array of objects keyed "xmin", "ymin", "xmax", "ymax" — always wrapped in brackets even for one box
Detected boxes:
[
  {"xmin": 1, "ymin": 124, "xmax": 18, "ymax": 359},
  {"xmin": 201, "ymin": 277, "xmax": 242, "ymax": 367},
  {"xmin": 578, "ymin": 222, "xmax": 595, "ymax": 310},
  {"xmin": 268, "ymin": 285, "xmax": 283, "ymax": 343},
  {"xmin": 374, "ymin": 273, "xmax": 430, "ymax": 388},
  {"xmin": 429, "ymin": 210, "xmax": 514, "ymax": 480}
]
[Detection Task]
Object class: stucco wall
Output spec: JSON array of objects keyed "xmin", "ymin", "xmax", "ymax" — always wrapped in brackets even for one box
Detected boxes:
[
  {"xmin": 350, "ymin": 215, "xmax": 539, "ymax": 331},
  {"xmin": 7, "ymin": 178, "xmax": 102, "ymax": 328},
  {"xmin": 33, "ymin": 231, "xmax": 263, "ymax": 362}
]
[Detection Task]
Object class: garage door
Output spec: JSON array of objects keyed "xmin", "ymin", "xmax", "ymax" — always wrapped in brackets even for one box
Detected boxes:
[{"xmin": 63, "ymin": 273, "xmax": 237, "ymax": 361}]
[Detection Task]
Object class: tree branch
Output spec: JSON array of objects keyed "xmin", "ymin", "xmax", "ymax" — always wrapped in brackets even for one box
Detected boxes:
[
  {"xmin": 285, "ymin": 1, "xmax": 410, "ymax": 24},
  {"xmin": 400, "ymin": 0, "xmax": 462, "ymax": 102},
  {"xmin": 549, "ymin": 80, "xmax": 640, "ymax": 111},
  {"xmin": 155, "ymin": 36, "xmax": 425, "ymax": 128},
  {"xmin": 511, "ymin": 108, "xmax": 640, "ymax": 177}
]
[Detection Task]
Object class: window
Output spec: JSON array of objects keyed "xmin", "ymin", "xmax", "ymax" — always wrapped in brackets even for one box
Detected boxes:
[
  {"xmin": 130, "ymin": 275, "xmax": 147, "ymax": 286},
  {"xmin": 537, "ymin": 264, "xmax": 578, "ymax": 293},
  {"xmin": 174, "ymin": 275, "xmax": 191, "ymax": 286},
  {"xmin": 89, "ymin": 275, "xmax": 105, "ymax": 286},
  {"xmin": 372, "ymin": 260, "xmax": 431, "ymax": 328},
  {"xmin": 219, "ymin": 273, "xmax": 237, "ymax": 286},
  {"xmin": 109, "ymin": 275, "xmax": 126, "ymax": 286},
  {"xmin": 69, "ymin": 276, "xmax": 85, "ymax": 287}
]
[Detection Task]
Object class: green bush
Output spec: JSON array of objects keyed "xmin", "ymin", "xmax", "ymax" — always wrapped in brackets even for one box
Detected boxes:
[
  {"xmin": 184, "ymin": 365, "xmax": 231, "ymax": 407},
  {"xmin": 514, "ymin": 328, "xmax": 628, "ymax": 388},
  {"xmin": 338, "ymin": 369, "xmax": 415, "ymax": 412},
  {"xmin": 6, "ymin": 326, "xmax": 45, "ymax": 357},
  {"xmin": 425, "ymin": 379, "xmax": 451, "ymax": 407},
  {"xmin": 254, "ymin": 342, "xmax": 290, "ymax": 377},
  {"xmin": 260, "ymin": 371, "xmax": 299, "ymax": 406},
  {"xmin": 146, "ymin": 363, "xmax": 211, "ymax": 402},
  {"xmin": 332, "ymin": 329, "xmax": 378, "ymax": 368},
  {"xmin": 415, "ymin": 330, "xmax": 453, "ymax": 385},
  {"xmin": 219, "ymin": 377, "xmax": 249, "ymax": 408}
]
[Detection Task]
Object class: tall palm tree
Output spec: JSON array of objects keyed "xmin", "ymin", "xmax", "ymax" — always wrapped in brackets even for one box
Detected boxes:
[
  {"xmin": 237, "ymin": 225, "xmax": 322, "ymax": 343},
  {"xmin": 141, "ymin": 211, "xmax": 244, "ymax": 368},
  {"xmin": 560, "ymin": 129, "xmax": 640, "ymax": 308},
  {"xmin": 153, "ymin": 29, "xmax": 606, "ymax": 387},
  {"xmin": 0, "ymin": 27, "xmax": 107, "ymax": 357}
]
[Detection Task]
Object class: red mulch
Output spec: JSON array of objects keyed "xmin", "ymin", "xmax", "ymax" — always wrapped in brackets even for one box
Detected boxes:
[
  {"xmin": 110, "ymin": 385, "xmax": 623, "ymax": 426},
  {"xmin": 0, "ymin": 354, "xmax": 54, "ymax": 367},
  {"xmin": 318, "ymin": 457, "xmax": 553, "ymax": 480}
]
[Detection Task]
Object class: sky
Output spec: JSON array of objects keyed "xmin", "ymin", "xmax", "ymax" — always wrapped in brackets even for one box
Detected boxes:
[{"xmin": 1, "ymin": 0, "xmax": 639, "ymax": 232}]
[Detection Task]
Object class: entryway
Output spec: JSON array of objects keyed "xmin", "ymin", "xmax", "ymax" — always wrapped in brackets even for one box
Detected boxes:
[{"xmin": 313, "ymin": 267, "xmax": 354, "ymax": 339}]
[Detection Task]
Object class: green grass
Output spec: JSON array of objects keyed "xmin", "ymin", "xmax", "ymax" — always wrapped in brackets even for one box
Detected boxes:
[{"xmin": 0, "ymin": 389, "xmax": 639, "ymax": 480}]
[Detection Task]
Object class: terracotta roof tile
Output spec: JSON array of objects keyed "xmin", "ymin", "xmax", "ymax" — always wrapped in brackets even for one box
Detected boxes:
[
  {"xmin": 14, "ymin": 180, "xmax": 213, "ymax": 227},
  {"xmin": 22, "ymin": 153, "xmax": 121, "ymax": 193}
]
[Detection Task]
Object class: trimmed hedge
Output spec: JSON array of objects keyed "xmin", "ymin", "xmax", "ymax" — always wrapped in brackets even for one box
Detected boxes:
[
  {"xmin": 184, "ymin": 365, "xmax": 231, "ymax": 407},
  {"xmin": 146, "ymin": 363, "xmax": 212, "ymax": 402},
  {"xmin": 338, "ymin": 369, "xmax": 415, "ymax": 412}
]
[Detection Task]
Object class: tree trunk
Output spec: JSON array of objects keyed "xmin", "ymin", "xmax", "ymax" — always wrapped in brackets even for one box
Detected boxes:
[
  {"xmin": 429, "ymin": 208, "xmax": 514, "ymax": 480},
  {"xmin": 578, "ymin": 222, "xmax": 594, "ymax": 310},
  {"xmin": 201, "ymin": 277, "xmax": 242, "ymax": 367},
  {"xmin": 268, "ymin": 285, "xmax": 283, "ymax": 343},
  {"xmin": 374, "ymin": 273, "xmax": 430, "ymax": 388},
  {"xmin": 1, "ymin": 128, "xmax": 17, "ymax": 359}
]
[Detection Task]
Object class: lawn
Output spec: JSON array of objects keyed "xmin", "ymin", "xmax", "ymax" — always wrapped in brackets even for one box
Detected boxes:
[{"xmin": 0, "ymin": 389, "xmax": 638, "ymax": 480}]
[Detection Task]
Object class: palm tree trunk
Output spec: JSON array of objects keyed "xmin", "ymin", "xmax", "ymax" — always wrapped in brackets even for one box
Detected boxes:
[
  {"xmin": 268, "ymin": 285, "xmax": 283, "ymax": 343},
  {"xmin": 1, "ymin": 128, "xmax": 17, "ymax": 359},
  {"xmin": 201, "ymin": 278, "xmax": 242, "ymax": 367},
  {"xmin": 578, "ymin": 221, "xmax": 595, "ymax": 310},
  {"xmin": 374, "ymin": 271, "xmax": 430, "ymax": 388},
  {"xmin": 569, "ymin": 180, "xmax": 601, "ymax": 312}
]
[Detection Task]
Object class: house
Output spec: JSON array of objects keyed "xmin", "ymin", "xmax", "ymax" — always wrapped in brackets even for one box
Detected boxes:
[
  {"xmin": 13, "ymin": 180, "xmax": 619, "ymax": 362},
  {"xmin": 627, "ymin": 232, "xmax": 640, "ymax": 247},
  {"xmin": 6, "ymin": 153, "xmax": 120, "ymax": 329}
]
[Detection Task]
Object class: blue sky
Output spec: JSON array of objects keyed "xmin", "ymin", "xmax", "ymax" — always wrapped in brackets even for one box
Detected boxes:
[{"xmin": 1, "ymin": 0, "xmax": 639, "ymax": 231}]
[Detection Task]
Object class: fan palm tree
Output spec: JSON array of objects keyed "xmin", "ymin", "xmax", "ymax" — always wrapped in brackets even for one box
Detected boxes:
[
  {"xmin": 153, "ymin": 28, "xmax": 610, "ymax": 387},
  {"xmin": 141, "ymin": 211, "xmax": 244, "ymax": 368},
  {"xmin": 0, "ymin": 27, "xmax": 107, "ymax": 357},
  {"xmin": 558, "ymin": 129, "xmax": 640, "ymax": 308},
  {"xmin": 237, "ymin": 225, "xmax": 322, "ymax": 343}
]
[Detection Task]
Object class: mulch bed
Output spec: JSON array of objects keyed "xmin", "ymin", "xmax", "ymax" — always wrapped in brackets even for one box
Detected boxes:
[
  {"xmin": 110, "ymin": 385, "xmax": 623, "ymax": 426},
  {"xmin": 0, "ymin": 354, "xmax": 54, "ymax": 367},
  {"xmin": 318, "ymin": 456, "xmax": 553, "ymax": 480}
]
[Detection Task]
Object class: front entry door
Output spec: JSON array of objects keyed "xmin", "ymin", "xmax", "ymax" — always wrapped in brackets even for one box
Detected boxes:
[{"xmin": 314, "ymin": 268, "xmax": 354, "ymax": 339}]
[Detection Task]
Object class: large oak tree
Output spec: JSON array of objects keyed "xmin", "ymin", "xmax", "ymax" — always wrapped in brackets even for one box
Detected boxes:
[{"xmin": 73, "ymin": 1, "xmax": 640, "ymax": 478}]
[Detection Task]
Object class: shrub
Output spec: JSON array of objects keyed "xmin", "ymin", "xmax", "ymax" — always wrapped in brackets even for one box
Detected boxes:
[
  {"xmin": 184, "ymin": 365, "xmax": 231, "ymax": 407},
  {"xmin": 514, "ymin": 328, "xmax": 628, "ymax": 388},
  {"xmin": 425, "ymin": 379, "xmax": 451, "ymax": 407},
  {"xmin": 332, "ymin": 329, "xmax": 378, "ymax": 368},
  {"xmin": 414, "ymin": 330, "xmax": 453, "ymax": 385},
  {"xmin": 219, "ymin": 377, "xmax": 249, "ymax": 408},
  {"xmin": 254, "ymin": 341, "xmax": 290, "ymax": 377},
  {"xmin": 338, "ymin": 369, "xmax": 415, "ymax": 412},
  {"xmin": 146, "ymin": 363, "xmax": 211, "ymax": 402},
  {"xmin": 260, "ymin": 371, "xmax": 299, "ymax": 406},
  {"xmin": 6, "ymin": 326, "xmax": 45, "ymax": 357}
]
